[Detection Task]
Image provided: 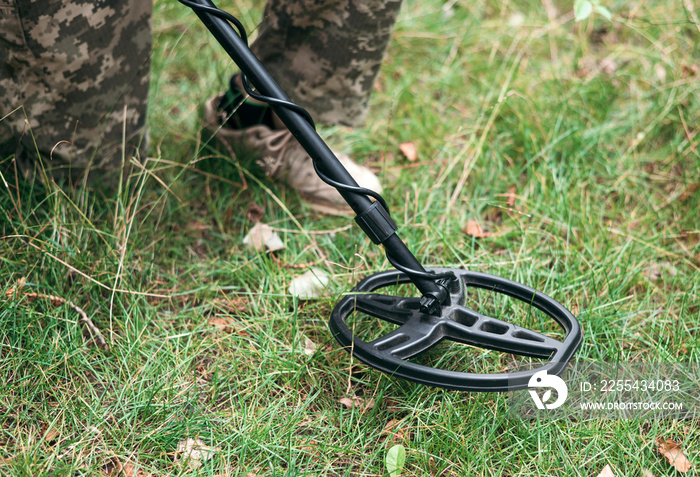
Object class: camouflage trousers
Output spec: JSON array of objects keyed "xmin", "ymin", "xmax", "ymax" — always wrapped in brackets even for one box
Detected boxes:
[
  {"xmin": 252, "ymin": 0, "xmax": 403, "ymax": 127},
  {"xmin": 0, "ymin": 1, "xmax": 152, "ymax": 183},
  {"xmin": 0, "ymin": 0, "xmax": 402, "ymax": 183}
]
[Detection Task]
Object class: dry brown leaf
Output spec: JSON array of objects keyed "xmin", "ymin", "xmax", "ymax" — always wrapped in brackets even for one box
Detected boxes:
[
  {"xmin": 385, "ymin": 397, "xmax": 401, "ymax": 413},
  {"xmin": 300, "ymin": 440, "xmax": 318, "ymax": 450},
  {"xmin": 359, "ymin": 398, "xmax": 373, "ymax": 410},
  {"xmin": 208, "ymin": 317, "xmax": 231, "ymax": 331},
  {"xmin": 186, "ymin": 221, "xmax": 209, "ymax": 231},
  {"xmin": 679, "ymin": 183, "xmax": 699, "ymax": 202},
  {"xmin": 299, "ymin": 440, "xmax": 321, "ymax": 458},
  {"xmin": 682, "ymin": 64, "xmax": 698, "ymax": 78},
  {"xmin": 42, "ymin": 426, "xmax": 59, "ymax": 442},
  {"xmin": 207, "ymin": 316, "xmax": 249, "ymax": 336},
  {"xmin": 5, "ymin": 276, "xmax": 27, "ymax": 297},
  {"xmin": 246, "ymin": 202, "xmax": 264, "ymax": 223},
  {"xmin": 596, "ymin": 464, "xmax": 615, "ymax": 477},
  {"xmin": 339, "ymin": 396, "xmax": 375, "ymax": 413},
  {"xmin": 381, "ymin": 418, "xmax": 402, "ymax": 435},
  {"xmin": 212, "ymin": 297, "xmax": 248, "ymax": 314},
  {"xmin": 656, "ymin": 437, "xmax": 692, "ymax": 473},
  {"xmin": 338, "ymin": 397, "xmax": 354, "ymax": 407},
  {"xmin": 174, "ymin": 438, "xmax": 218, "ymax": 470},
  {"xmin": 102, "ymin": 458, "xmax": 152, "ymax": 477},
  {"xmin": 641, "ymin": 470, "xmax": 655, "ymax": 477},
  {"xmin": 120, "ymin": 464, "xmax": 151, "ymax": 477},
  {"xmin": 463, "ymin": 219, "xmax": 490, "ymax": 238},
  {"xmin": 102, "ymin": 458, "xmax": 121, "ymax": 476},
  {"xmin": 399, "ymin": 142, "xmax": 418, "ymax": 162},
  {"xmin": 506, "ymin": 184, "xmax": 517, "ymax": 208},
  {"xmin": 380, "ymin": 418, "xmax": 408, "ymax": 442}
]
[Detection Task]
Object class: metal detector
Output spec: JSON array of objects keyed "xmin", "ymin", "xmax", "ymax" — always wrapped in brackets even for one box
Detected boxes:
[{"xmin": 180, "ymin": 0, "xmax": 582, "ymax": 391}]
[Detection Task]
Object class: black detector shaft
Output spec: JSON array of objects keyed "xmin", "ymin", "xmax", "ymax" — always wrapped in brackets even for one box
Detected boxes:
[{"xmin": 185, "ymin": 0, "xmax": 451, "ymax": 313}]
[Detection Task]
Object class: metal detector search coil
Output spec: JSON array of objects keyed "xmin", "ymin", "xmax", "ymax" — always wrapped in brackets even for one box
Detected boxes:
[{"xmin": 330, "ymin": 269, "xmax": 582, "ymax": 392}]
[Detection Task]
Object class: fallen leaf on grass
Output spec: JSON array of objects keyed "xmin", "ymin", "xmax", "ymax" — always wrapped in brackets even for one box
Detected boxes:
[
  {"xmin": 339, "ymin": 396, "xmax": 375, "ymax": 413},
  {"xmin": 507, "ymin": 12, "xmax": 525, "ymax": 27},
  {"xmin": 102, "ymin": 457, "xmax": 152, "ymax": 477},
  {"xmin": 679, "ymin": 183, "xmax": 699, "ymax": 202},
  {"xmin": 299, "ymin": 440, "xmax": 321, "ymax": 458},
  {"xmin": 243, "ymin": 222, "xmax": 285, "ymax": 253},
  {"xmin": 600, "ymin": 58, "xmax": 617, "ymax": 75},
  {"xmin": 386, "ymin": 444, "xmax": 406, "ymax": 477},
  {"xmin": 117, "ymin": 463, "xmax": 150, "ymax": 477},
  {"xmin": 681, "ymin": 64, "xmax": 698, "ymax": 78},
  {"xmin": 645, "ymin": 261, "xmax": 678, "ymax": 281},
  {"xmin": 381, "ymin": 418, "xmax": 409, "ymax": 442},
  {"xmin": 654, "ymin": 64, "xmax": 667, "ymax": 82},
  {"xmin": 174, "ymin": 438, "xmax": 218, "ymax": 470},
  {"xmin": 41, "ymin": 423, "xmax": 59, "ymax": 443},
  {"xmin": 288, "ymin": 268, "xmax": 329, "ymax": 299},
  {"xmin": 462, "ymin": 219, "xmax": 490, "ymax": 238},
  {"xmin": 596, "ymin": 464, "xmax": 615, "ymax": 477},
  {"xmin": 246, "ymin": 201, "xmax": 264, "ymax": 223},
  {"xmin": 384, "ymin": 397, "xmax": 401, "ymax": 413},
  {"xmin": 641, "ymin": 470, "xmax": 655, "ymax": 477},
  {"xmin": 212, "ymin": 297, "xmax": 248, "ymax": 315},
  {"xmin": 303, "ymin": 336, "xmax": 318, "ymax": 355},
  {"xmin": 381, "ymin": 151, "xmax": 395, "ymax": 163},
  {"xmin": 399, "ymin": 142, "xmax": 418, "ymax": 162},
  {"xmin": 207, "ymin": 316, "xmax": 249, "ymax": 336},
  {"xmin": 505, "ymin": 184, "xmax": 517, "ymax": 207},
  {"xmin": 656, "ymin": 437, "xmax": 691, "ymax": 473}
]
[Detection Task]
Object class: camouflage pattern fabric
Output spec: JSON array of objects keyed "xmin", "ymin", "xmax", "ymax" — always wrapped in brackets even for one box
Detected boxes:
[
  {"xmin": 252, "ymin": 0, "xmax": 403, "ymax": 127},
  {"xmin": 0, "ymin": 0, "xmax": 151, "ymax": 184},
  {"xmin": 0, "ymin": 0, "xmax": 400, "ymax": 184}
]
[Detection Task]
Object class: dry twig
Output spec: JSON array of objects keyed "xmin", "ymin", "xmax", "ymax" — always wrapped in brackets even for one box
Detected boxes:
[{"xmin": 6, "ymin": 278, "xmax": 109, "ymax": 350}]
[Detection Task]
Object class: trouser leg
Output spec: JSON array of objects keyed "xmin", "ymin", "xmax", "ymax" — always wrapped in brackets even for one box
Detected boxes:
[
  {"xmin": 0, "ymin": 0, "xmax": 152, "ymax": 185},
  {"xmin": 251, "ymin": 0, "xmax": 402, "ymax": 127}
]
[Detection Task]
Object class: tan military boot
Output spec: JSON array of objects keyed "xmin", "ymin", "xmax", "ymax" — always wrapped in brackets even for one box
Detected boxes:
[{"xmin": 204, "ymin": 94, "xmax": 381, "ymax": 215}]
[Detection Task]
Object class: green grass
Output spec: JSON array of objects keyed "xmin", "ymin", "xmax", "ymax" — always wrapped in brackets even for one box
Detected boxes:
[{"xmin": 1, "ymin": 0, "xmax": 699, "ymax": 475}]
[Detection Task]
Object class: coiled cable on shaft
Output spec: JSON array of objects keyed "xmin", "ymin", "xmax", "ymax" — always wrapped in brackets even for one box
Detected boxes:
[{"xmin": 179, "ymin": 0, "xmax": 456, "ymax": 285}]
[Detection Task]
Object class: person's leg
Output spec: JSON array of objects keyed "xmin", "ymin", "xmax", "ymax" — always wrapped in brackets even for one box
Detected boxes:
[
  {"xmin": 0, "ymin": 0, "xmax": 152, "ymax": 185},
  {"xmin": 251, "ymin": 0, "xmax": 403, "ymax": 127}
]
